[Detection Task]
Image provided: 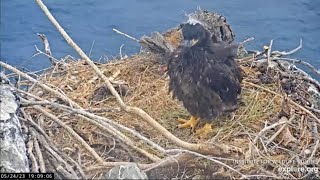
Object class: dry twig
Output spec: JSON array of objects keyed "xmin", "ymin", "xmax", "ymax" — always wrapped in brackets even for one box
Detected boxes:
[
  {"xmin": 272, "ymin": 39, "xmax": 302, "ymax": 56},
  {"xmin": 27, "ymin": 138, "xmax": 39, "ymax": 172},
  {"xmin": 31, "ymin": 129, "xmax": 46, "ymax": 172},
  {"xmin": 308, "ymin": 121, "xmax": 319, "ymax": 162},
  {"xmin": 266, "ymin": 115, "xmax": 295, "ymax": 145},
  {"xmin": 33, "ymin": 105, "xmax": 105, "ymax": 164},
  {"xmin": 266, "ymin": 39, "xmax": 273, "ymax": 71},
  {"xmin": 274, "ymin": 57, "xmax": 320, "ymax": 77},
  {"xmin": 252, "ymin": 117, "xmax": 288, "ymax": 146},
  {"xmin": 15, "ymin": 81, "xmax": 90, "ymax": 178},
  {"xmin": 37, "ymin": 33, "xmax": 57, "ymax": 65},
  {"xmin": 0, "ymin": 61, "xmax": 80, "ymax": 108},
  {"xmin": 280, "ymin": 72, "xmax": 320, "ymax": 91},
  {"xmin": 37, "ymin": 135, "xmax": 80, "ymax": 179},
  {"xmin": 112, "ymin": 28, "xmax": 139, "ymax": 42}
]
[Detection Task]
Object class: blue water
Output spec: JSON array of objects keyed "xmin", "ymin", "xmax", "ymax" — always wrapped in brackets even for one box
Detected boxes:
[{"xmin": 1, "ymin": 0, "xmax": 319, "ymax": 75}]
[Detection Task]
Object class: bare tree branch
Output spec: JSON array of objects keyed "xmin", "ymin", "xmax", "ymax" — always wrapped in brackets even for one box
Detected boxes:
[
  {"xmin": 37, "ymin": 33, "xmax": 57, "ymax": 65},
  {"xmin": 35, "ymin": 0, "xmax": 229, "ymax": 156}
]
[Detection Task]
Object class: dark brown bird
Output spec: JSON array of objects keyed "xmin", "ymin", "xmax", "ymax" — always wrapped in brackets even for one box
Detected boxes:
[{"xmin": 167, "ymin": 18, "xmax": 242, "ymax": 137}]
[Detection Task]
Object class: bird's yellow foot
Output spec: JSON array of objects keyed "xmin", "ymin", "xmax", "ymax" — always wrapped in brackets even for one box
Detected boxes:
[
  {"xmin": 195, "ymin": 123, "xmax": 214, "ymax": 138},
  {"xmin": 176, "ymin": 116, "xmax": 199, "ymax": 131}
]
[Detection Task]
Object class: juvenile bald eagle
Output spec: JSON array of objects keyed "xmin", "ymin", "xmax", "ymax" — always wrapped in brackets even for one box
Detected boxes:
[{"xmin": 168, "ymin": 19, "xmax": 242, "ymax": 137}]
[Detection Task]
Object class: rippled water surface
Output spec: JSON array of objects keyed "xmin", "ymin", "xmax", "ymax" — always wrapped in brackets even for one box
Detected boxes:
[{"xmin": 1, "ymin": 0, "xmax": 319, "ymax": 74}]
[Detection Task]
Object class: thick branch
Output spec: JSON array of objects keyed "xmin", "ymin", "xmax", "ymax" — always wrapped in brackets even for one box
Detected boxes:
[
  {"xmin": 21, "ymin": 97, "xmax": 164, "ymax": 160},
  {"xmin": 35, "ymin": 0, "xmax": 228, "ymax": 156},
  {"xmin": 272, "ymin": 39, "xmax": 302, "ymax": 56},
  {"xmin": 274, "ymin": 57, "xmax": 320, "ymax": 77},
  {"xmin": 33, "ymin": 105, "xmax": 105, "ymax": 164},
  {"xmin": 0, "ymin": 61, "xmax": 80, "ymax": 108}
]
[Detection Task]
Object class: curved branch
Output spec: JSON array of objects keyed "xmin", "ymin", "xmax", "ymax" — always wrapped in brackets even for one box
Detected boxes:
[
  {"xmin": 274, "ymin": 57, "xmax": 320, "ymax": 77},
  {"xmin": 0, "ymin": 61, "xmax": 80, "ymax": 108},
  {"xmin": 272, "ymin": 39, "xmax": 302, "ymax": 56},
  {"xmin": 34, "ymin": 106, "xmax": 105, "ymax": 164},
  {"xmin": 35, "ymin": 0, "xmax": 228, "ymax": 156}
]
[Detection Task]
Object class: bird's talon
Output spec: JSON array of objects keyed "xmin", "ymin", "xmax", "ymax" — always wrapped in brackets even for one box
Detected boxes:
[
  {"xmin": 176, "ymin": 118, "xmax": 188, "ymax": 124},
  {"xmin": 195, "ymin": 123, "xmax": 214, "ymax": 138},
  {"xmin": 176, "ymin": 116, "xmax": 199, "ymax": 130}
]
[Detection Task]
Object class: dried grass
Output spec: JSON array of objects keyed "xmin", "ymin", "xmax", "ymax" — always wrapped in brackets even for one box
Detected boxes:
[{"xmin": 24, "ymin": 47, "xmax": 319, "ymax": 178}]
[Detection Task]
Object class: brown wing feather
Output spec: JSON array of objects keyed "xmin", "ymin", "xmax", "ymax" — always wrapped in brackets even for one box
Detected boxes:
[{"xmin": 168, "ymin": 42, "xmax": 241, "ymax": 122}]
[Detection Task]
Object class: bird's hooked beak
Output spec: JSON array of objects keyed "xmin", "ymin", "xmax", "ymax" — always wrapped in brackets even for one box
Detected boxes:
[{"xmin": 183, "ymin": 39, "xmax": 199, "ymax": 47}]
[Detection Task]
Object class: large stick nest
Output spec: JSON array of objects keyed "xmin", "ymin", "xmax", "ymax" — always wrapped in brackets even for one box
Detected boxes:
[{"xmin": 5, "ymin": 9, "xmax": 319, "ymax": 179}]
